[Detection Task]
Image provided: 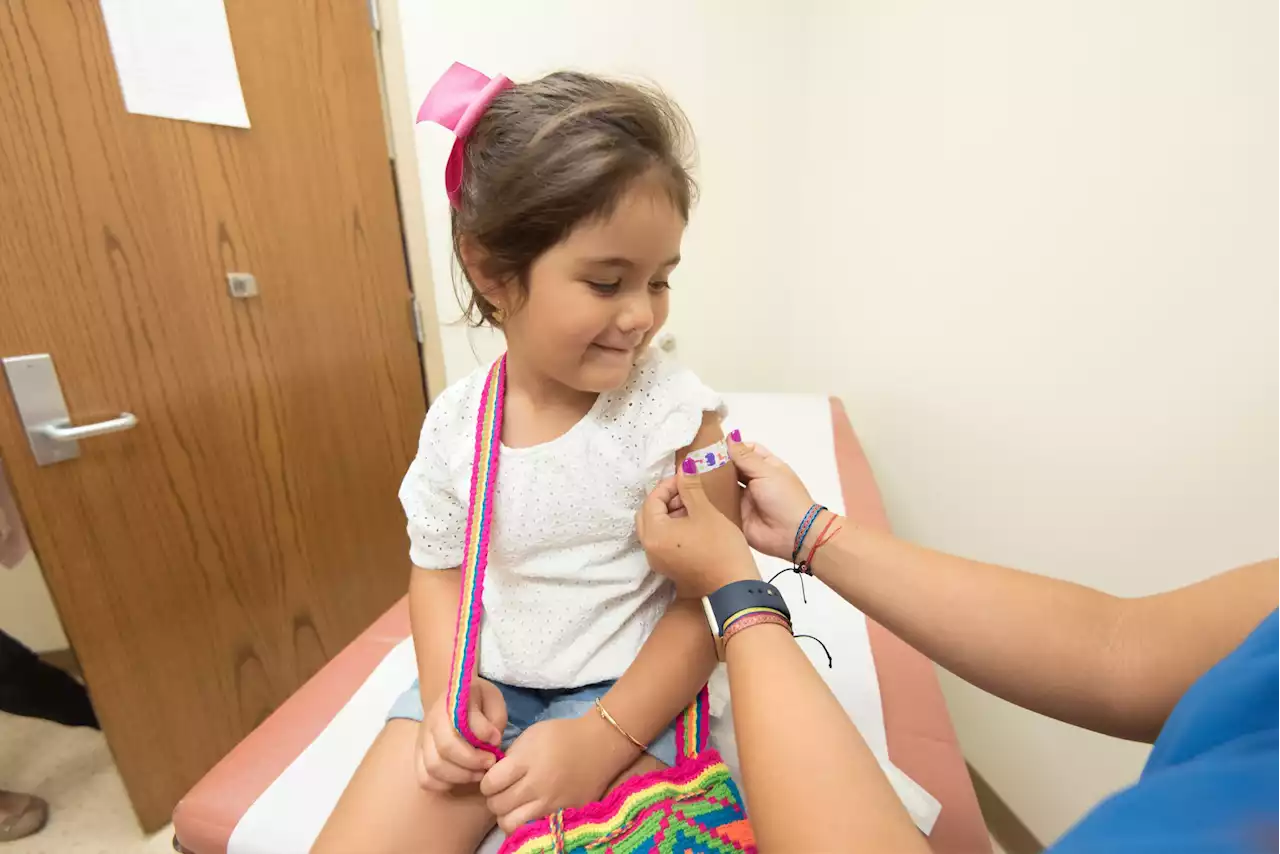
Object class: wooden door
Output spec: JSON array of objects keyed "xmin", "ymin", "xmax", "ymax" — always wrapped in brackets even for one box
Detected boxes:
[{"xmin": 0, "ymin": 0, "xmax": 425, "ymax": 830}]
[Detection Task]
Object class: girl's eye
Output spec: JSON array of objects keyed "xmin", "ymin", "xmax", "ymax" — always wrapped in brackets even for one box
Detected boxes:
[
  {"xmin": 586, "ymin": 281, "xmax": 621, "ymax": 295},
  {"xmin": 649, "ymin": 281, "xmax": 671, "ymax": 292}
]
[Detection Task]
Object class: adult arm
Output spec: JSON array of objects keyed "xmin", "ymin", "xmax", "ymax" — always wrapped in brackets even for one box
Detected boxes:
[
  {"xmin": 815, "ymin": 527, "xmax": 1277, "ymax": 742},
  {"xmin": 637, "ymin": 468, "xmax": 928, "ymax": 853},
  {"xmin": 732, "ymin": 439, "xmax": 1280, "ymax": 742}
]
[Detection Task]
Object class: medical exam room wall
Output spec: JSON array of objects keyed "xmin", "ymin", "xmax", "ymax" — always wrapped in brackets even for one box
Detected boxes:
[
  {"xmin": 393, "ymin": 0, "xmax": 1278, "ymax": 843},
  {"xmin": 0, "ymin": 552, "xmax": 69, "ymax": 653},
  {"xmin": 0, "ymin": 456, "xmax": 69, "ymax": 652}
]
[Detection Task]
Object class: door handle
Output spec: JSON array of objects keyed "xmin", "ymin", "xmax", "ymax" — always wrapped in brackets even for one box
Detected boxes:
[
  {"xmin": 2, "ymin": 353, "xmax": 138, "ymax": 466},
  {"xmin": 35, "ymin": 413, "xmax": 138, "ymax": 442}
]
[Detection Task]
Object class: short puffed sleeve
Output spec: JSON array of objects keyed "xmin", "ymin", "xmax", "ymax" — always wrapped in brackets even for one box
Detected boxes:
[
  {"xmin": 398, "ymin": 384, "xmax": 472, "ymax": 569},
  {"xmin": 615, "ymin": 350, "xmax": 727, "ymax": 487}
]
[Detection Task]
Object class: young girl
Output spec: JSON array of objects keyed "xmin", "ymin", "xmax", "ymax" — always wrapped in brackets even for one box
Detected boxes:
[{"xmin": 314, "ymin": 64, "xmax": 740, "ymax": 854}]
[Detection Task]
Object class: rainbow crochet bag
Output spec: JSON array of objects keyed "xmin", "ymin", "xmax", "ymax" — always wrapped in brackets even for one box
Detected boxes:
[{"xmin": 447, "ymin": 356, "xmax": 756, "ymax": 854}]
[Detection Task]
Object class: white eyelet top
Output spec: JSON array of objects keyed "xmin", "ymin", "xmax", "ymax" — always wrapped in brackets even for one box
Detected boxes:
[{"xmin": 399, "ymin": 349, "xmax": 724, "ymax": 688}]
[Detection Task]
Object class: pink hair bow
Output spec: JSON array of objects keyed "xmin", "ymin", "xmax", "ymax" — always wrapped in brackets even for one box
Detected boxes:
[{"xmin": 417, "ymin": 62, "xmax": 513, "ymax": 209}]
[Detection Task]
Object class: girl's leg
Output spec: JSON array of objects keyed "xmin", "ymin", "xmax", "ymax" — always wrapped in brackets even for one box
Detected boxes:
[{"xmin": 313, "ymin": 719, "xmax": 495, "ymax": 854}]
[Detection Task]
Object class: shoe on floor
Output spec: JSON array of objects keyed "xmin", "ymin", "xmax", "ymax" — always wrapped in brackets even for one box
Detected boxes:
[{"xmin": 0, "ymin": 790, "xmax": 49, "ymax": 841}]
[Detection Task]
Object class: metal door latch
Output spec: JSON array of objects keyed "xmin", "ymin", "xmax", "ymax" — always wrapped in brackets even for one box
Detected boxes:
[{"xmin": 2, "ymin": 354, "xmax": 138, "ymax": 466}]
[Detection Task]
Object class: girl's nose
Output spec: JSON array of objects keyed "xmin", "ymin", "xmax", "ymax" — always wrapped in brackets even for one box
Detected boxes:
[{"xmin": 616, "ymin": 292, "xmax": 654, "ymax": 335}]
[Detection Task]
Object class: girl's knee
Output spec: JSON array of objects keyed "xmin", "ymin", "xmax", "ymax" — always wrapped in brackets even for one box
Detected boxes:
[{"xmin": 316, "ymin": 781, "xmax": 495, "ymax": 854}]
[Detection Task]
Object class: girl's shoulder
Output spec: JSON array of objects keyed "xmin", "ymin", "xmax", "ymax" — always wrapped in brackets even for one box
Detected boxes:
[
  {"xmin": 416, "ymin": 359, "xmax": 496, "ymax": 458},
  {"xmin": 595, "ymin": 349, "xmax": 725, "ymax": 474}
]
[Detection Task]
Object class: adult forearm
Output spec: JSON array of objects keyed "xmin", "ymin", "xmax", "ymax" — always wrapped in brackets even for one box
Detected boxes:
[
  {"xmin": 727, "ymin": 622, "xmax": 926, "ymax": 854},
  {"xmin": 810, "ymin": 521, "xmax": 1139, "ymax": 739},
  {"xmin": 602, "ymin": 597, "xmax": 717, "ymax": 747},
  {"xmin": 409, "ymin": 567, "xmax": 463, "ymax": 704}
]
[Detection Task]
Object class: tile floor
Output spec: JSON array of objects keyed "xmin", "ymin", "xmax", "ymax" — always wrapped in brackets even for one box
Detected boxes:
[{"xmin": 0, "ymin": 712, "xmax": 173, "ymax": 853}]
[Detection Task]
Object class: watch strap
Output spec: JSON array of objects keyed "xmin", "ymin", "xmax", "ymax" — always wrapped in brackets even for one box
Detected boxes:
[{"xmin": 706, "ymin": 579, "xmax": 791, "ymax": 636}]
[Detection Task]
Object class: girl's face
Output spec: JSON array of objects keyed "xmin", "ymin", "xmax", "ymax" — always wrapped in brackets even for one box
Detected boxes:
[{"xmin": 498, "ymin": 175, "xmax": 684, "ymax": 394}]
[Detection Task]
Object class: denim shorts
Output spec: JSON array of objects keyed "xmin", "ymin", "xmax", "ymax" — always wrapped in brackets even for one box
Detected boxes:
[{"xmin": 387, "ymin": 678, "xmax": 678, "ymax": 767}]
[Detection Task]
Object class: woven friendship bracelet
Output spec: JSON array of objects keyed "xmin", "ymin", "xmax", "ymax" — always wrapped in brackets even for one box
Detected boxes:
[
  {"xmin": 792, "ymin": 504, "xmax": 824, "ymax": 563},
  {"xmin": 799, "ymin": 513, "xmax": 842, "ymax": 571},
  {"xmin": 722, "ymin": 612, "xmax": 793, "ymax": 650}
]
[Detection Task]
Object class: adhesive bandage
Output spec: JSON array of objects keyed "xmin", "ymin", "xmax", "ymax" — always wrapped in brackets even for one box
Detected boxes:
[{"xmin": 687, "ymin": 439, "xmax": 730, "ymax": 474}]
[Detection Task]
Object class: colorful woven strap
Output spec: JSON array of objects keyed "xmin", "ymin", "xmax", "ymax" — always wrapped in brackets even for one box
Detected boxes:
[
  {"xmin": 446, "ymin": 354, "xmax": 709, "ymax": 763},
  {"xmin": 676, "ymin": 685, "xmax": 712, "ymax": 760},
  {"xmin": 446, "ymin": 356, "xmax": 507, "ymax": 758}
]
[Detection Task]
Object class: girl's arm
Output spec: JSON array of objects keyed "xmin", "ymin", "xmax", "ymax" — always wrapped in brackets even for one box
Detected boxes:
[
  {"xmin": 480, "ymin": 416, "xmax": 737, "ymax": 830},
  {"xmin": 595, "ymin": 413, "xmax": 738, "ymax": 758},
  {"xmin": 409, "ymin": 567, "xmax": 461, "ymax": 704},
  {"xmin": 411, "ymin": 566, "xmax": 507, "ymax": 790}
]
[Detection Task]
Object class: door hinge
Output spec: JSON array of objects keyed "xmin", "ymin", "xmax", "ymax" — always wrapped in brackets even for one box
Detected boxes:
[
  {"xmin": 366, "ymin": 0, "xmax": 381, "ymax": 32},
  {"xmin": 409, "ymin": 295, "xmax": 424, "ymax": 344}
]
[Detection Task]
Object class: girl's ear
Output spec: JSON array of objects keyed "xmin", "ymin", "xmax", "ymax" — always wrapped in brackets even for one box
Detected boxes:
[{"xmin": 458, "ymin": 235, "xmax": 509, "ymax": 313}]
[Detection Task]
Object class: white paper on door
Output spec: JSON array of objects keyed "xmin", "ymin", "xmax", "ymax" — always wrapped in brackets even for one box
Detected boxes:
[{"xmin": 98, "ymin": 0, "xmax": 251, "ymax": 128}]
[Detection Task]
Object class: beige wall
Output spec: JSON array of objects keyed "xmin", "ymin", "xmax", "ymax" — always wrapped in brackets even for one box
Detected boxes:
[
  {"xmin": 0, "ymin": 550, "xmax": 68, "ymax": 654},
  {"xmin": 393, "ymin": 0, "xmax": 1277, "ymax": 842},
  {"xmin": 1, "ymin": 455, "xmax": 68, "ymax": 653}
]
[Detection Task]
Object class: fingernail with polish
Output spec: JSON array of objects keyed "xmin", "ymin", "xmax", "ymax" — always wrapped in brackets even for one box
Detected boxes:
[
  {"xmin": 681, "ymin": 457, "xmax": 697, "ymax": 475},
  {"xmin": 729, "ymin": 429, "xmax": 742, "ymax": 443}
]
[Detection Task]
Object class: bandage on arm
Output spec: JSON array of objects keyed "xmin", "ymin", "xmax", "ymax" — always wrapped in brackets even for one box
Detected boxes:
[
  {"xmin": 676, "ymin": 414, "xmax": 741, "ymax": 528},
  {"xmin": 685, "ymin": 439, "xmax": 730, "ymax": 475}
]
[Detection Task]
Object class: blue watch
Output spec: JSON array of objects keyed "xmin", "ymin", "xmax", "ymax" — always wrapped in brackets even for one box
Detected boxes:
[{"xmin": 701, "ymin": 579, "xmax": 791, "ymax": 661}]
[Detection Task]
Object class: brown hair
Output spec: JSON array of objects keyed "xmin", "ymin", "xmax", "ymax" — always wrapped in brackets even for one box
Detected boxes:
[{"xmin": 450, "ymin": 71, "xmax": 696, "ymax": 326}]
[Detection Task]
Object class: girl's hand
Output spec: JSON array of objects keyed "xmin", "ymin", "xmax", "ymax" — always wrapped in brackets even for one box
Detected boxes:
[
  {"xmin": 637, "ymin": 464, "xmax": 760, "ymax": 598},
  {"xmin": 415, "ymin": 678, "xmax": 507, "ymax": 792},
  {"xmin": 728, "ymin": 438, "xmax": 818, "ymax": 562},
  {"xmin": 480, "ymin": 716, "xmax": 621, "ymax": 833}
]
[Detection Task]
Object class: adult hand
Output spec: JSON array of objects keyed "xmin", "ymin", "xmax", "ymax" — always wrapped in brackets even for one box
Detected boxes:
[
  {"xmin": 480, "ymin": 716, "xmax": 618, "ymax": 834},
  {"xmin": 729, "ymin": 438, "xmax": 818, "ymax": 562},
  {"xmin": 415, "ymin": 678, "xmax": 506, "ymax": 792},
  {"xmin": 637, "ymin": 463, "xmax": 759, "ymax": 597}
]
